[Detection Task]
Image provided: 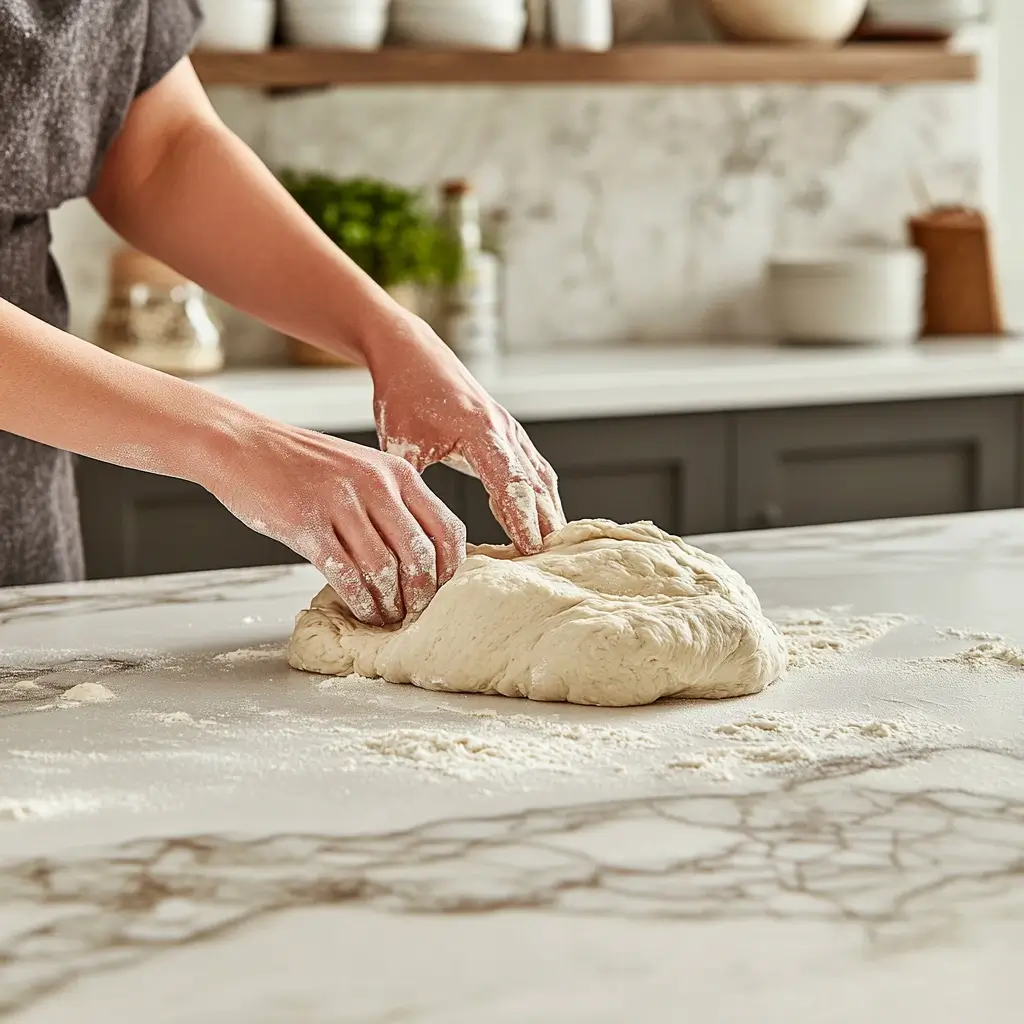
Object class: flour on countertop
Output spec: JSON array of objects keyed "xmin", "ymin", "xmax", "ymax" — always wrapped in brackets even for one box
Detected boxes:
[
  {"xmin": 667, "ymin": 710, "xmax": 960, "ymax": 781},
  {"xmin": 58, "ymin": 682, "xmax": 116, "ymax": 704},
  {"xmin": 929, "ymin": 641, "xmax": 1024, "ymax": 670},
  {"xmin": 329, "ymin": 717, "xmax": 658, "ymax": 781},
  {"xmin": 213, "ymin": 646, "xmax": 285, "ymax": 665},
  {"xmin": 770, "ymin": 607, "xmax": 912, "ymax": 670},
  {"xmin": 314, "ymin": 674, "xmax": 377, "ymax": 690},
  {"xmin": 937, "ymin": 627, "xmax": 1003, "ymax": 642},
  {"xmin": 156, "ymin": 711, "xmax": 199, "ymax": 725},
  {"xmin": 0, "ymin": 794, "xmax": 106, "ymax": 821}
]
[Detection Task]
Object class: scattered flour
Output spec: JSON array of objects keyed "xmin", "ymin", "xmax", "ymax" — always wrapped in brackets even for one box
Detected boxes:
[
  {"xmin": 157, "ymin": 711, "xmax": 198, "ymax": 725},
  {"xmin": 213, "ymin": 646, "xmax": 285, "ymax": 665},
  {"xmin": 58, "ymin": 682, "xmax": 116, "ymax": 704},
  {"xmin": 330, "ymin": 718, "xmax": 658, "ymax": 781},
  {"xmin": 0, "ymin": 794, "xmax": 104, "ymax": 821},
  {"xmin": 666, "ymin": 710, "xmax": 959, "ymax": 781},
  {"xmin": 11, "ymin": 679, "xmax": 41, "ymax": 692},
  {"xmin": 937, "ymin": 627, "xmax": 1003, "ymax": 642},
  {"xmin": 771, "ymin": 608, "xmax": 912, "ymax": 670},
  {"xmin": 314, "ymin": 674, "xmax": 376, "ymax": 691},
  {"xmin": 929, "ymin": 641, "xmax": 1024, "ymax": 671}
]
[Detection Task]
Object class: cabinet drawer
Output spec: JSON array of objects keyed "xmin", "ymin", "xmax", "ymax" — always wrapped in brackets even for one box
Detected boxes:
[{"xmin": 735, "ymin": 398, "xmax": 1019, "ymax": 531}]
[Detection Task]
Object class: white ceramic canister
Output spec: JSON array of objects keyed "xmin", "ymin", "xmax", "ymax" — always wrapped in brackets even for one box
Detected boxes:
[
  {"xmin": 551, "ymin": 0, "xmax": 613, "ymax": 51},
  {"xmin": 768, "ymin": 246, "xmax": 925, "ymax": 345}
]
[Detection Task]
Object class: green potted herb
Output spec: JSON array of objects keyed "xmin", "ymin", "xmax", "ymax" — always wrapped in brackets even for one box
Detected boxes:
[{"xmin": 280, "ymin": 172, "xmax": 459, "ymax": 365}]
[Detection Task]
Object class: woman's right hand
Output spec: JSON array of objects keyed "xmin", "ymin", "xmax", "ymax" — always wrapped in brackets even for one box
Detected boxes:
[{"xmin": 203, "ymin": 418, "xmax": 467, "ymax": 626}]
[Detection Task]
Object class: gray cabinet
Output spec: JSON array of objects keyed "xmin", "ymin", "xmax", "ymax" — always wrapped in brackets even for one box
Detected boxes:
[
  {"xmin": 77, "ymin": 429, "xmax": 366, "ymax": 580},
  {"xmin": 1019, "ymin": 398, "xmax": 1024, "ymax": 506},
  {"xmin": 75, "ymin": 415, "xmax": 729, "ymax": 579},
  {"xmin": 734, "ymin": 398, "xmax": 1019, "ymax": 531},
  {"xmin": 77, "ymin": 459, "xmax": 303, "ymax": 580},
  {"xmin": 76, "ymin": 396, "xmax": 1024, "ymax": 580}
]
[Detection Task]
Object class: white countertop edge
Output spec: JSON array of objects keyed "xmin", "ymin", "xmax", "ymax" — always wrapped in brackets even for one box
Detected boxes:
[{"xmin": 197, "ymin": 338, "xmax": 1024, "ymax": 432}]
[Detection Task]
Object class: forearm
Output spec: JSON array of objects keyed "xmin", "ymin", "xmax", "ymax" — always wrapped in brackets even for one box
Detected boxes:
[
  {"xmin": 90, "ymin": 62, "xmax": 399, "ymax": 367},
  {"xmin": 0, "ymin": 297, "xmax": 247, "ymax": 487}
]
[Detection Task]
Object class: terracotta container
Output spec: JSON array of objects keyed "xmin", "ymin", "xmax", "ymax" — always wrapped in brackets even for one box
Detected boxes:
[{"xmin": 908, "ymin": 206, "xmax": 1004, "ymax": 337}]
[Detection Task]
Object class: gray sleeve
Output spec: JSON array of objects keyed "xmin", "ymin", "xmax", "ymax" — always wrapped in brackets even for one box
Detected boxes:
[{"xmin": 136, "ymin": 0, "xmax": 204, "ymax": 97}]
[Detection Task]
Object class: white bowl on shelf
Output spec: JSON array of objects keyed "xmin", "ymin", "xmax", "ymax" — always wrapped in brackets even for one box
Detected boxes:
[
  {"xmin": 705, "ymin": 0, "xmax": 868, "ymax": 43},
  {"xmin": 768, "ymin": 247, "xmax": 924, "ymax": 346},
  {"xmin": 282, "ymin": 0, "xmax": 390, "ymax": 48},
  {"xmin": 391, "ymin": 1, "xmax": 526, "ymax": 49},
  {"xmin": 868, "ymin": 0, "xmax": 984, "ymax": 30},
  {"xmin": 196, "ymin": 0, "xmax": 276, "ymax": 52}
]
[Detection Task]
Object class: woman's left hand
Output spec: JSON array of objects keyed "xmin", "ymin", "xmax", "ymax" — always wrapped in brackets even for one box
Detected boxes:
[{"xmin": 367, "ymin": 311, "xmax": 565, "ymax": 554}]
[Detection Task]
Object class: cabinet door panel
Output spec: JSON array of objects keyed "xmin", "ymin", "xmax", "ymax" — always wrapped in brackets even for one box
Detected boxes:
[
  {"xmin": 77, "ymin": 430, "xmax": 379, "ymax": 579},
  {"xmin": 76, "ymin": 460, "xmax": 302, "ymax": 579},
  {"xmin": 735, "ymin": 398, "xmax": 1019, "ymax": 531}
]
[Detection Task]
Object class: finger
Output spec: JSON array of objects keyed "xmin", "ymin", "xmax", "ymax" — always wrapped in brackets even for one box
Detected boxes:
[
  {"xmin": 515, "ymin": 425, "xmax": 566, "ymax": 533},
  {"xmin": 396, "ymin": 468, "xmax": 467, "ymax": 588},
  {"xmin": 318, "ymin": 544, "xmax": 386, "ymax": 628},
  {"xmin": 464, "ymin": 437, "xmax": 543, "ymax": 555},
  {"xmin": 334, "ymin": 513, "xmax": 404, "ymax": 625},
  {"xmin": 511, "ymin": 436, "xmax": 563, "ymax": 538},
  {"xmin": 368, "ymin": 497, "xmax": 440, "ymax": 618}
]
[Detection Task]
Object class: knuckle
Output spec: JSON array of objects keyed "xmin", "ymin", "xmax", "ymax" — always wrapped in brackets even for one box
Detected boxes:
[
  {"xmin": 385, "ymin": 451, "xmax": 417, "ymax": 476},
  {"xmin": 442, "ymin": 515, "xmax": 467, "ymax": 553}
]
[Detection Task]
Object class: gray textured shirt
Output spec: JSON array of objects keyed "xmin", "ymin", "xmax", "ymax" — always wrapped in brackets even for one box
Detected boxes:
[{"xmin": 0, "ymin": 0, "xmax": 201, "ymax": 585}]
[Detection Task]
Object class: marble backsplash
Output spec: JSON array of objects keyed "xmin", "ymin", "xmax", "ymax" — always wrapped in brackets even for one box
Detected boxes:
[{"xmin": 50, "ymin": 4, "xmax": 986, "ymax": 358}]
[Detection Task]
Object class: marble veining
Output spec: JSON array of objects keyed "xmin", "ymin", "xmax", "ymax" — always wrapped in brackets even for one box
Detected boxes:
[
  {"xmin": 3, "ymin": 511, "xmax": 1024, "ymax": 1020},
  {"xmin": 0, "ymin": 566, "xmax": 296, "ymax": 630},
  {"xmin": 2, "ymin": 750, "xmax": 1023, "ymax": 1015}
]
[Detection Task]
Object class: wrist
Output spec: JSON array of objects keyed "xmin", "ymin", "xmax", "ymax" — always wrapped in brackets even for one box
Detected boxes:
[
  {"xmin": 341, "ymin": 287, "xmax": 412, "ymax": 371},
  {"xmin": 182, "ymin": 397, "xmax": 263, "ymax": 492}
]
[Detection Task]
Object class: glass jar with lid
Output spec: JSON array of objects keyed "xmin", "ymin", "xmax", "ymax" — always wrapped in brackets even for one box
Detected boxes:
[{"xmin": 95, "ymin": 247, "xmax": 224, "ymax": 376}]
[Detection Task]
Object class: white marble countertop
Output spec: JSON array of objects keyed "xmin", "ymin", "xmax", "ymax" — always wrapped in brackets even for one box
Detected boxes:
[
  {"xmin": 199, "ymin": 338, "xmax": 1024, "ymax": 431},
  {"xmin": 2, "ymin": 511, "xmax": 1024, "ymax": 1021}
]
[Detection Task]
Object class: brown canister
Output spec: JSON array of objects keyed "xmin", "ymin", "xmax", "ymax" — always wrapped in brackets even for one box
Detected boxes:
[{"xmin": 908, "ymin": 206, "xmax": 1004, "ymax": 337}]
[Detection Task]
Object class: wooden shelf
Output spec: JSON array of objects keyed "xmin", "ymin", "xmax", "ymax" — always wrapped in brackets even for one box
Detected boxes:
[{"xmin": 192, "ymin": 44, "xmax": 977, "ymax": 89}]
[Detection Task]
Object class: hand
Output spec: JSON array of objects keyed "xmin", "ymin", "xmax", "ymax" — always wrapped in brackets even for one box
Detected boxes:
[
  {"xmin": 204, "ymin": 416, "xmax": 466, "ymax": 626},
  {"xmin": 368, "ymin": 312, "xmax": 566, "ymax": 554}
]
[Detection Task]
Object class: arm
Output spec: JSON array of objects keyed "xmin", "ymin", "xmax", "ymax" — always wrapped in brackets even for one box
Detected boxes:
[
  {"xmin": 0, "ymin": 297, "xmax": 464, "ymax": 625},
  {"xmin": 89, "ymin": 59, "xmax": 564, "ymax": 554},
  {"xmin": 90, "ymin": 60, "xmax": 391, "ymax": 366}
]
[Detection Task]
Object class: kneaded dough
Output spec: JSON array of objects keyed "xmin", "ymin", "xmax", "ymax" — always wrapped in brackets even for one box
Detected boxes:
[{"xmin": 287, "ymin": 519, "xmax": 787, "ymax": 707}]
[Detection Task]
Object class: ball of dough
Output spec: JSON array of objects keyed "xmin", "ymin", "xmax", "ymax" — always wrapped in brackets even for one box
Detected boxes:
[{"xmin": 287, "ymin": 519, "xmax": 787, "ymax": 707}]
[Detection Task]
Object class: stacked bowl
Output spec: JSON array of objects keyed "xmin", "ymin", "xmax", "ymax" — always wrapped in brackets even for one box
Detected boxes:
[
  {"xmin": 196, "ymin": 0, "xmax": 277, "ymax": 51},
  {"xmin": 866, "ymin": 0, "xmax": 985, "ymax": 32},
  {"xmin": 391, "ymin": 0, "xmax": 526, "ymax": 49},
  {"xmin": 767, "ymin": 247, "xmax": 925, "ymax": 346},
  {"xmin": 703, "ymin": 0, "xmax": 867, "ymax": 44},
  {"xmin": 281, "ymin": 0, "xmax": 391, "ymax": 48}
]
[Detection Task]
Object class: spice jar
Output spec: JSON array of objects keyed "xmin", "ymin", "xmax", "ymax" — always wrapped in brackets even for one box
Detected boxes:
[{"xmin": 95, "ymin": 247, "xmax": 224, "ymax": 376}]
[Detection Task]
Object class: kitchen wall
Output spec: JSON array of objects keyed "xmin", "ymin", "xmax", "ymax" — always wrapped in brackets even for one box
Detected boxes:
[{"xmin": 51, "ymin": 1, "xmax": 991, "ymax": 359}]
